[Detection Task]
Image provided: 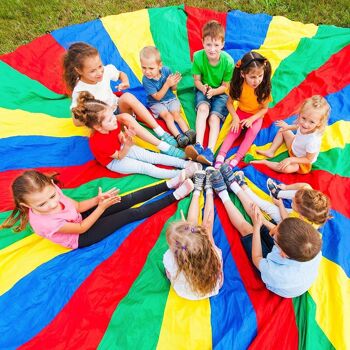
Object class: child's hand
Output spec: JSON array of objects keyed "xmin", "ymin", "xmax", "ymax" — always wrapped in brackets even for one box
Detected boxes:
[
  {"xmin": 166, "ymin": 73, "xmax": 181, "ymax": 87},
  {"xmin": 251, "ymin": 203, "xmax": 263, "ymax": 228},
  {"xmin": 240, "ymin": 117, "xmax": 254, "ymax": 129},
  {"xmin": 271, "ymin": 195, "xmax": 283, "ymax": 206},
  {"xmin": 123, "ymin": 126, "xmax": 135, "ymax": 147},
  {"xmin": 231, "ymin": 116, "xmax": 240, "ymax": 133},
  {"xmin": 201, "ymin": 84, "xmax": 209, "ymax": 95},
  {"xmin": 116, "ymin": 81, "xmax": 130, "ymax": 90},
  {"xmin": 275, "ymin": 120, "xmax": 289, "ymax": 132},
  {"xmin": 278, "ymin": 158, "xmax": 292, "ymax": 171},
  {"xmin": 97, "ymin": 187, "xmax": 121, "ymax": 210},
  {"xmin": 206, "ymin": 86, "xmax": 214, "ymax": 99}
]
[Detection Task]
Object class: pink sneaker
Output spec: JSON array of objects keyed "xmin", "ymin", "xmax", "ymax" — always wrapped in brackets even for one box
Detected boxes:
[
  {"xmin": 185, "ymin": 160, "xmax": 203, "ymax": 178},
  {"xmin": 173, "ymin": 179, "xmax": 194, "ymax": 200}
]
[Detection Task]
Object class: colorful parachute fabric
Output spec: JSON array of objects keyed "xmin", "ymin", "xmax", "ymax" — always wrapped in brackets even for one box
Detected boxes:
[{"xmin": 0, "ymin": 5, "xmax": 349, "ymax": 350}]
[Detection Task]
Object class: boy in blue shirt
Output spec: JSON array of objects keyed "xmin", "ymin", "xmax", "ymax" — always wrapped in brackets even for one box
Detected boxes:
[
  {"xmin": 140, "ymin": 46, "xmax": 196, "ymax": 148},
  {"xmin": 210, "ymin": 167, "xmax": 322, "ymax": 298},
  {"xmin": 185, "ymin": 20, "xmax": 234, "ymax": 165}
]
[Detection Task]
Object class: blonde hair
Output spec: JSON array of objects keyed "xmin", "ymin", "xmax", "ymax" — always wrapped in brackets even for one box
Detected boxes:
[
  {"xmin": 166, "ymin": 221, "xmax": 222, "ymax": 296},
  {"xmin": 140, "ymin": 46, "xmax": 161, "ymax": 63},
  {"xmin": 71, "ymin": 91, "xmax": 108, "ymax": 128},
  {"xmin": 277, "ymin": 218, "xmax": 322, "ymax": 262},
  {"xmin": 299, "ymin": 95, "xmax": 330, "ymax": 133},
  {"xmin": 0, "ymin": 171, "xmax": 58, "ymax": 232},
  {"xmin": 202, "ymin": 20, "xmax": 225, "ymax": 42},
  {"xmin": 294, "ymin": 189, "xmax": 332, "ymax": 226},
  {"xmin": 63, "ymin": 42, "xmax": 99, "ymax": 92}
]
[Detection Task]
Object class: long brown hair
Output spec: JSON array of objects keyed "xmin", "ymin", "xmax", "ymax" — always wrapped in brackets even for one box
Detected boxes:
[
  {"xmin": 0, "ymin": 171, "xmax": 58, "ymax": 232},
  {"xmin": 166, "ymin": 221, "xmax": 222, "ymax": 296},
  {"xmin": 63, "ymin": 42, "xmax": 99, "ymax": 92},
  {"xmin": 294, "ymin": 189, "xmax": 332, "ymax": 226},
  {"xmin": 229, "ymin": 51, "xmax": 271, "ymax": 104},
  {"xmin": 277, "ymin": 218, "xmax": 322, "ymax": 262},
  {"xmin": 71, "ymin": 91, "xmax": 108, "ymax": 128}
]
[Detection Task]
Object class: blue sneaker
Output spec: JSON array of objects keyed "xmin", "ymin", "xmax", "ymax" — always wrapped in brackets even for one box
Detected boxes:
[
  {"xmin": 204, "ymin": 166, "xmax": 215, "ymax": 191},
  {"xmin": 185, "ymin": 142, "xmax": 204, "ymax": 161},
  {"xmin": 162, "ymin": 145, "xmax": 185, "ymax": 158},
  {"xmin": 197, "ymin": 148, "xmax": 214, "ymax": 166},
  {"xmin": 219, "ymin": 163, "xmax": 236, "ymax": 188},
  {"xmin": 209, "ymin": 170, "xmax": 227, "ymax": 194},
  {"xmin": 160, "ymin": 132, "xmax": 178, "ymax": 147}
]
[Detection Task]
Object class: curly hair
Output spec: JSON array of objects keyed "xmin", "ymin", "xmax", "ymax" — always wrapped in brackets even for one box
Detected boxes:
[
  {"xmin": 294, "ymin": 189, "xmax": 332, "ymax": 226},
  {"xmin": 0, "ymin": 171, "xmax": 59, "ymax": 233},
  {"xmin": 229, "ymin": 51, "xmax": 271, "ymax": 104},
  {"xmin": 63, "ymin": 42, "xmax": 99, "ymax": 92},
  {"xmin": 71, "ymin": 91, "xmax": 108, "ymax": 128},
  {"xmin": 166, "ymin": 221, "xmax": 222, "ymax": 297},
  {"xmin": 298, "ymin": 95, "xmax": 330, "ymax": 134}
]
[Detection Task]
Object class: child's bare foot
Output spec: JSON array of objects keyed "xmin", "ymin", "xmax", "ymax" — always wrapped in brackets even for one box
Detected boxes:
[{"xmin": 256, "ymin": 149, "xmax": 275, "ymax": 158}]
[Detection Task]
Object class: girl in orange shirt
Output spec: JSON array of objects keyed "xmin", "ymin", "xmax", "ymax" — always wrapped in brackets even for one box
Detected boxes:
[{"xmin": 214, "ymin": 51, "xmax": 272, "ymax": 169}]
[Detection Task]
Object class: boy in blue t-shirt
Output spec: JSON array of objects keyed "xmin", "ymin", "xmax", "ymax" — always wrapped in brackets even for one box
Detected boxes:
[
  {"xmin": 140, "ymin": 46, "xmax": 196, "ymax": 148},
  {"xmin": 185, "ymin": 20, "xmax": 234, "ymax": 165}
]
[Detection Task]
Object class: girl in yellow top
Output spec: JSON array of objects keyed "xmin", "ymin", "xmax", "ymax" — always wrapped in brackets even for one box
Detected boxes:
[{"xmin": 214, "ymin": 51, "xmax": 272, "ymax": 169}]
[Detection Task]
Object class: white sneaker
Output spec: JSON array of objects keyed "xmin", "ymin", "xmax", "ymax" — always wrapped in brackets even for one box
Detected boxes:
[{"xmin": 173, "ymin": 179, "xmax": 194, "ymax": 200}]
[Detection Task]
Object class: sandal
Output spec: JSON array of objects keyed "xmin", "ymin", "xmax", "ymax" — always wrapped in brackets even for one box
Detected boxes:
[
  {"xmin": 227, "ymin": 158, "xmax": 238, "ymax": 168},
  {"xmin": 267, "ymin": 178, "xmax": 281, "ymax": 199}
]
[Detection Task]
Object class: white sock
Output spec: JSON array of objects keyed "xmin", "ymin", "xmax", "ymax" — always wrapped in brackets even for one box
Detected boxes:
[
  {"xmin": 193, "ymin": 190, "xmax": 201, "ymax": 196},
  {"xmin": 206, "ymin": 188, "xmax": 213, "ymax": 195},
  {"xmin": 218, "ymin": 190, "xmax": 230, "ymax": 203},
  {"xmin": 153, "ymin": 126, "xmax": 165, "ymax": 137},
  {"xmin": 158, "ymin": 141, "xmax": 170, "ymax": 152},
  {"xmin": 229, "ymin": 182, "xmax": 242, "ymax": 195},
  {"xmin": 166, "ymin": 170, "xmax": 185, "ymax": 189}
]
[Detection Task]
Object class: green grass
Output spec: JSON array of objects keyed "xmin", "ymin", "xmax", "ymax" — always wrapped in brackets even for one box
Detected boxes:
[{"xmin": 0, "ymin": 0, "xmax": 349, "ymax": 54}]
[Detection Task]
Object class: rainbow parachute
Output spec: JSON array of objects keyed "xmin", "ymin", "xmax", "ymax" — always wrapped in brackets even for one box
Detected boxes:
[{"xmin": 0, "ymin": 5, "xmax": 349, "ymax": 349}]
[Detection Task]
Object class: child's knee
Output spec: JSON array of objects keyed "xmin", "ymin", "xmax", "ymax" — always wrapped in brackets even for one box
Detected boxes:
[
  {"xmin": 197, "ymin": 103, "xmax": 210, "ymax": 115},
  {"xmin": 208, "ymin": 114, "xmax": 220, "ymax": 127}
]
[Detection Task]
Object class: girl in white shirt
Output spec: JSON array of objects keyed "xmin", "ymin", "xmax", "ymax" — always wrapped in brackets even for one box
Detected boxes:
[
  {"xmin": 163, "ymin": 168, "xmax": 223, "ymax": 300},
  {"xmin": 253, "ymin": 95, "xmax": 330, "ymax": 174}
]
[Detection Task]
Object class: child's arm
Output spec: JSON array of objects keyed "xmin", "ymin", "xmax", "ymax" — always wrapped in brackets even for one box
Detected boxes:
[
  {"xmin": 193, "ymin": 74, "xmax": 208, "ymax": 94},
  {"xmin": 251, "ymin": 203, "xmax": 264, "ymax": 269},
  {"xmin": 240, "ymin": 103, "xmax": 269, "ymax": 129},
  {"xmin": 111, "ymin": 127, "xmax": 135, "ymax": 160},
  {"xmin": 151, "ymin": 73, "xmax": 181, "ymax": 101},
  {"xmin": 116, "ymin": 71, "xmax": 130, "ymax": 91},
  {"xmin": 271, "ymin": 196, "xmax": 289, "ymax": 220},
  {"xmin": 206, "ymin": 81, "xmax": 230, "ymax": 99},
  {"xmin": 58, "ymin": 190, "xmax": 121, "ymax": 234},
  {"xmin": 227, "ymin": 96, "xmax": 240, "ymax": 133},
  {"xmin": 275, "ymin": 120, "xmax": 298, "ymax": 132}
]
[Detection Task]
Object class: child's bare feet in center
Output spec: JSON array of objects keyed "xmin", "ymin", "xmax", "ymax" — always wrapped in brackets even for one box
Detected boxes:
[{"xmin": 256, "ymin": 149, "xmax": 275, "ymax": 158}]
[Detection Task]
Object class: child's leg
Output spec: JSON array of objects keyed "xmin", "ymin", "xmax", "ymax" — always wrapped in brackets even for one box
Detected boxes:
[
  {"xmin": 118, "ymin": 93, "xmax": 170, "ymax": 138},
  {"xmin": 215, "ymin": 129, "xmax": 242, "ymax": 167},
  {"xmin": 107, "ymin": 149, "xmax": 181, "ymax": 179},
  {"xmin": 256, "ymin": 130, "xmax": 294, "ymax": 158},
  {"xmin": 195, "ymin": 103, "xmax": 210, "ymax": 145},
  {"xmin": 78, "ymin": 192, "xmax": 177, "ymax": 247},
  {"xmin": 171, "ymin": 110, "xmax": 189, "ymax": 133},
  {"xmin": 241, "ymin": 184, "xmax": 282, "ymax": 223},
  {"xmin": 207, "ymin": 114, "xmax": 221, "ymax": 151},
  {"xmin": 159, "ymin": 110, "xmax": 181, "ymax": 137},
  {"xmin": 187, "ymin": 190, "xmax": 201, "ymax": 225},
  {"xmin": 218, "ymin": 189, "xmax": 252, "ymax": 236},
  {"xmin": 203, "ymin": 190, "xmax": 214, "ymax": 239},
  {"xmin": 250, "ymin": 158, "xmax": 300, "ymax": 173},
  {"xmin": 234, "ymin": 118, "xmax": 263, "ymax": 163}
]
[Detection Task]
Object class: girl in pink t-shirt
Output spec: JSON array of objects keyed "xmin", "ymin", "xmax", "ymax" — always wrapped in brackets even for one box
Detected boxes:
[{"xmin": 0, "ymin": 170, "xmax": 194, "ymax": 249}]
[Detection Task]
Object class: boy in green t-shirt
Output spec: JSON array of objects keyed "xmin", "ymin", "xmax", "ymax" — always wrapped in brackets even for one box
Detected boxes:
[{"xmin": 185, "ymin": 20, "xmax": 234, "ymax": 165}]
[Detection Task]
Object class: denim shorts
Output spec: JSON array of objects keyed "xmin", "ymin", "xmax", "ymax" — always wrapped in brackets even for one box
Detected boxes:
[
  {"xmin": 241, "ymin": 225, "xmax": 275, "ymax": 264},
  {"xmin": 195, "ymin": 89, "xmax": 229, "ymax": 121},
  {"xmin": 150, "ymin": 98, "xmax": 181, "ymax": 117}
]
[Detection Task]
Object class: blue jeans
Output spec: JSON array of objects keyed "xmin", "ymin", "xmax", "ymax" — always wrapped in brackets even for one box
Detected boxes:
[{"xmin": 195, "ymin": 89, "xmax": 229, "ymax": 121}]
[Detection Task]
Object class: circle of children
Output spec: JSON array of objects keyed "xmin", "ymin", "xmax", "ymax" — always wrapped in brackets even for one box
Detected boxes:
[{"xmin": 2, "ymin": 20, "xmax": 332, "ymax": 300}]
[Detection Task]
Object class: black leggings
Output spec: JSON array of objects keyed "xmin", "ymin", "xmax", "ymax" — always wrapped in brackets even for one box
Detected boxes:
[{"xmin": 78, "ymin": 182, "xmax": 174, "ymax": 247}]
